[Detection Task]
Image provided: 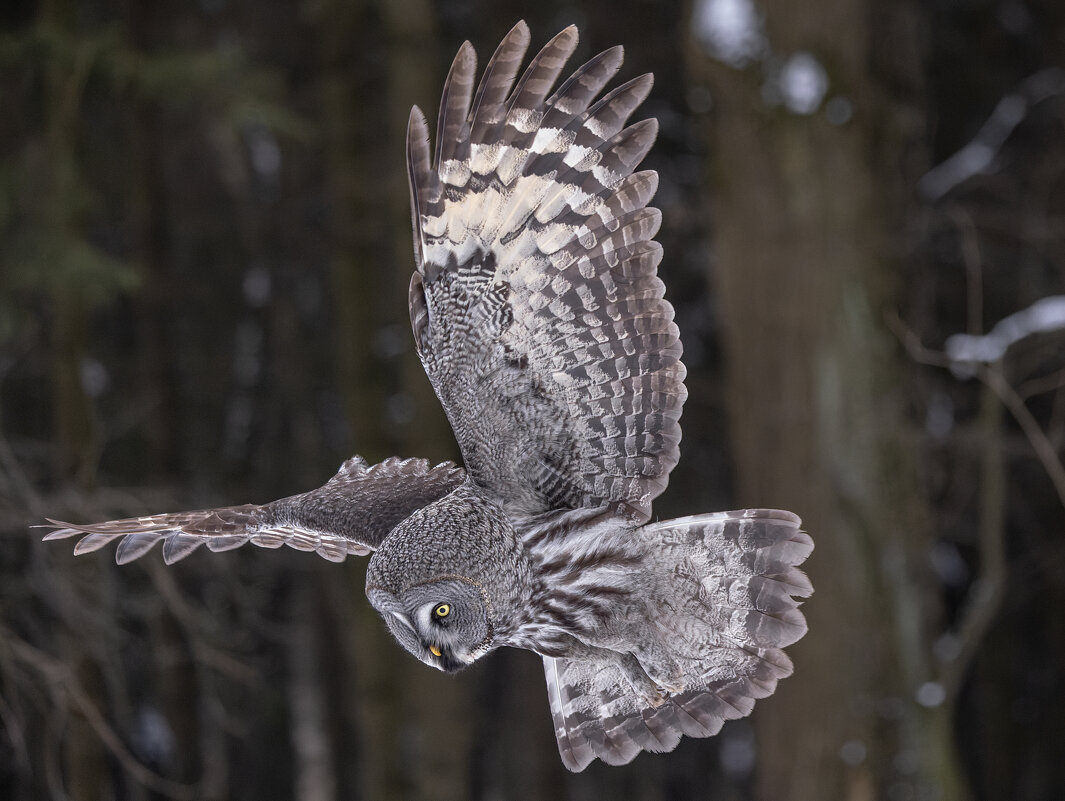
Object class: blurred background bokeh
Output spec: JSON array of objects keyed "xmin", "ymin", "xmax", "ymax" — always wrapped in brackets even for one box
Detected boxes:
[{"xmin": 2, "ymin": 0, "xmax": 1065, "ymax": 799}]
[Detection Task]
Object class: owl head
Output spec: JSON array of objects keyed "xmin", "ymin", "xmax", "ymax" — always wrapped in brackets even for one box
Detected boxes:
[
  {"xmin": 369, "ymin": 576, "xmax": 494, "ymax": 672},
  {"xmin": 365, "ymin": 482, "xmax": 530, "ymax": 672}
]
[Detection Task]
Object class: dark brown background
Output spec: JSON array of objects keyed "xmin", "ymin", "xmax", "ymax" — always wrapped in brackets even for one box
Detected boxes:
[{"xmin": 2, "ymin": 0, "xmax": 1064, "ymax": 799}]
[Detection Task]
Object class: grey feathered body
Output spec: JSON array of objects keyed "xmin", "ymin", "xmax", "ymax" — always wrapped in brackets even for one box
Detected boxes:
[{"xmin": 43, "ymin": 21, "xmax": 812, "ymax": 773}]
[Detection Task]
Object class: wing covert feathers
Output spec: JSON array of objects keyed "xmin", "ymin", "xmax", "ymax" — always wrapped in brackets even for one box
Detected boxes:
[
  {"xmin": 407, "ymin": 21, "xmax": 685, "ymax": 521},
  {"xmin": 42, "ymin": 457, "xmax": 464, "ymax": 565}
]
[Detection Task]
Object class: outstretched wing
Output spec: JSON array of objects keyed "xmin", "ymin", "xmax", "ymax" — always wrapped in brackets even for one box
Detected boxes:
[
  {"xmin": 406, "ymin": 21, "xmax": 685, "ymax": 522},
  {"xmin": 42, "ymin": 456, "xmax": 464, "ymax": 565}
]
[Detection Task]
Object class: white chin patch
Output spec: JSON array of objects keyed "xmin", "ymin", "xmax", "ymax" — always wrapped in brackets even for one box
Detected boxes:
[
  {"xmin": 415, "ymin": 602, "xmax": 435, "ymax": 631},
  {"xmin": 460, "ymin": 641, "xmax": 492, "ymax": 665}
]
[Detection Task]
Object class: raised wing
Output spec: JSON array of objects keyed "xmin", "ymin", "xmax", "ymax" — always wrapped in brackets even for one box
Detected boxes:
[
  {"xmin": 406, "ymin": 21, "xmax": 686, "ymax": 522},
  {"xmin": 42, "ymin": 456, "xmax": 464, "ymax": 564}
]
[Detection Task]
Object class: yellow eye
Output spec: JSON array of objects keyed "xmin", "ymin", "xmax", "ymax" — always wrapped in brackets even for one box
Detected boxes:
[
  {"xmin": 429, "ymin": 644, "xmax": 442, "ymax": 657},
  {"xmin": 434, "ymin": 603, "xmax": 450, "ymax": 618}
]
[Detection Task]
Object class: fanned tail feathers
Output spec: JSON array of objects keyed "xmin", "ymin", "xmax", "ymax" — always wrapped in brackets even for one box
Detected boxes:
[{"xmin": 545, "ymin": 509, "xmax": 812, "ymax": 771}]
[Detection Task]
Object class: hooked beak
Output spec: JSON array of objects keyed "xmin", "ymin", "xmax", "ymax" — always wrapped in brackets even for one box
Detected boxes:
[{"xmin": 428, "ymin": 644, "xmax": 442, "ymax": 657}]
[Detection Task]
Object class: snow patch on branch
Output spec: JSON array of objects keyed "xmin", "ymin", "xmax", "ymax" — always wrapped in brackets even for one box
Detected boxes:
[
  {"xmin": 945, "ymin": 295, "xmax": 1065, "ymax": 374},
  {"xmin": 919, "ymin": 68, "xmax": 1065, "ymax": 201}
]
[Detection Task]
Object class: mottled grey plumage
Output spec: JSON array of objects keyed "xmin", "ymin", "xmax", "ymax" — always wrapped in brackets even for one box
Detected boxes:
[
  {"xmin": 43, "ymin": 456, "xmax": 464, "ymax": 563},
  {"xmin": 42, "ymin": 21, "xmax": 812, "ymax": 772}
]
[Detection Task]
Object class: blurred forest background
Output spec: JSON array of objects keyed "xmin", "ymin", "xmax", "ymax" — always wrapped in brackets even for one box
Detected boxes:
[{"xmin": 1, "ymin": 0, "xmax": 1064, "ymax": 799}]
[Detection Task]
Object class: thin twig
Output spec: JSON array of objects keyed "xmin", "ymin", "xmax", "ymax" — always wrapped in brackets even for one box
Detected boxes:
[
  {"xmin": 4, "ymin": 630, "xmax": 198, "ymax": 800},
  {"xmin": 0, "ymin": 691, "xmax": 30, "ymax": 771},
  {"xmin": 948, "ymin": 206, "xmax": 983, "ymax": 337},
  {"xmin": 886, "ymin": 312, "xmax": 953, "ymax": 369},
  {"xmin": 1048, "ymin": 384, "xmax": 1065, "ymax": 453},
  {"xmin": 888, "ymin": 312, "xmax": 1065, "ymax": 512},
  {"xmin": 1015, "ymin": 366, "xmax": 1065, "ymax": 401},
  {"xmin": 940, "ymin": 383, "xmax": 1007, "ymax": 701},
  {"xmin": 979, "ymin": 363, "xmax": 1065, "ymax": 511},
  {"xmin": 887, "ymin": 313, "xmax": 1011, "ymax": 706},
  {"xmin": 143, "ymin": 560, "xmax": 263, "ymax": 686},
  {"xmin": 0, "ymin": 432, "xmax": 43, "ymax": 515}
]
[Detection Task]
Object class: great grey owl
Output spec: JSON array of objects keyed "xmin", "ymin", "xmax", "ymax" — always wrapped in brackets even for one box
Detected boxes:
[{"xmin": 43, "ymin": 21, "xmax": 812, "ymax": 771}]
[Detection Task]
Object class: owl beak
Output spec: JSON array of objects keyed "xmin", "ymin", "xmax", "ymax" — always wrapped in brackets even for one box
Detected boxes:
[{"xmin": 428, "ymin": 644, "xmax": 443, "ymax": 657}]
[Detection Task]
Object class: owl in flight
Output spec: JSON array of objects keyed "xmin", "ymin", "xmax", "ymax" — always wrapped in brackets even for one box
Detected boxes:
[{"xmin": 44, "ymin": 21, "xmax": 812, "ymax": 771}]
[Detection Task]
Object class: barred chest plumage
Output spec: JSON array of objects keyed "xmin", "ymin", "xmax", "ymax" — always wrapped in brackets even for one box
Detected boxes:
[{"xmin": 508, "ymin": 510, "xmax": 652, "ymax": 657}]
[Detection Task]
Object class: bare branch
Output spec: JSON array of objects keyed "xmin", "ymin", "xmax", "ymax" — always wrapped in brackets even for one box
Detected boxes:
[
  {"xmin": 0, "ymin": 432, "xmax": 43, "ymax": 516},
  {"xmin": 4, "ymin": 629, "xmax": 199, "ymax": 801},
  {"xmin": 887, "ymin": 313, "xmax": 1064, "ymax": 710},
  {"xmin": 142, "ymin": 560, "xmax": 263, "ymax": 686},
  {"xmin": 939, "ymin": 383, "xmax": 1007, "ymax": 701},
  {"xmin": 918, "ymin": 68, "xmax": 1065, "ymax": 200},
  {"xmin": 0, "ymin": 691, "xmax": 30, "ymax": 772},
  {"xmin": 980, "ymin": 363, "xmax": 1065, "ymax": 511},
  {"xmin": 889, "ymin": 312, "xmax": 1065, "ymax": 512},
  {"xmin": 885, "ymin": 312, "xmax": 953, "ymax": 369},
  {"xmin": 947, "ymin": 206, "xmax": 983, "ymax": 337},
  {"xmin": 1015, "ymin": 366, "xmax": 1065, "ymax": 401}
]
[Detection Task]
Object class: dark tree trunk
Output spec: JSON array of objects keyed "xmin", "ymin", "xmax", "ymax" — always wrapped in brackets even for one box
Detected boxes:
[{"xmin": 689, "ymin": 1, "xmax": 968, "ymax": 798}]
